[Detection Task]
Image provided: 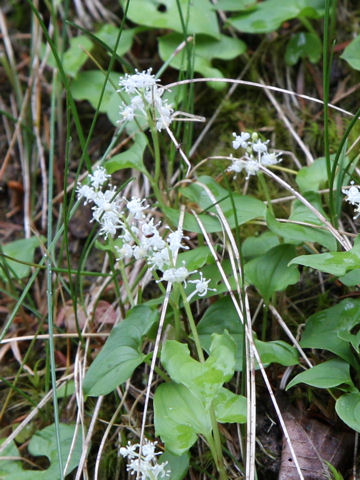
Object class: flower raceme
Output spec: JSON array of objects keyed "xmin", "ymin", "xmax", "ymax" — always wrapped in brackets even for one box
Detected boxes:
[
  {"xmin": 119, "ymin": 439, "xmax": 170, "ymax": 479},
  {"xmin": 117, "ymin": 68, "xmax": 174, "ymax": 132},
  {"xmin": 77, "ymin": 167, "xmax": 215, "ymax": 300},
  {"xmin": 343, "ymin": 182, "xmax": 360, "ymax": 219},
  {"xmin": 228, "ymin": 131, "xmax": 282, "ymax": 179}
]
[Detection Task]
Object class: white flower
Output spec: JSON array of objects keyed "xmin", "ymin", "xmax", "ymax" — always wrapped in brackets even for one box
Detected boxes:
[
  {"xmin": 160, "ymin": 266, "xmax": 192, "ymax": 285},
  {"xmin": 261, "ymin": 152, "xmax": 281, "ymax": 166},
  {"xmin": 116, "ymin": 243, "xmax": 134, "ymax": 260},
  {"xmin": 119, "ymin": 439, "xmax": 170, "ymax": 480},
  {"xmin": 227, "ymin": 157, "xmax": 245, "ymax": 176},
  {"xmin": 187, "ymin": 272, "xmax": 216, "ymax": 302},
  {"xmin": 126, "ymin": 197, "xmax": 149, "ymax": 220},
  {"xmin": 147, "ymin": 248, "xmax": 170, "ymax": 271},
  {"xmin": 232, "ymin": 131, "xmax": 250, "ymax": 150},
  {"xmin": 244, "ymin": 159, "xmax": 260, "ymax": 178},
  {"xmin": 77, "ymin": 184, "xmax": 96, "ymax": 204},
  {"xmin": 343, "ymin": 184, "xmax": 360, "ymax": 205},
  {"xmin": 252, "ymin": 138, "xmax": 269, "ymax": 154},
  {"xmin": 167, "ymin": 228, "xmax": 189, "ymax": 255},
  {"xmin": 118, "ymin": 68, "xmax": 158, "ymax": 94},
  {"xmin": 89, "ymin": 166, "xmax": 110, "ymax": 189}
]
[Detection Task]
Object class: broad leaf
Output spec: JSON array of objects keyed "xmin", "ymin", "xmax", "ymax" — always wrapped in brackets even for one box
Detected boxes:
[
  {"xmin": 285, "ymin": 32, "xmax": 322, "ymax": 65},
  {"xmin": 289, "ymin": 238, "xmax": 360, "ymax": 276},
  {"xmin": 256, "ymin": 339, "xmax": 298, "ymax": 367},
  {"xmin": 213, "ymin": 387, "xmax": 247, "ymax": 423},
  {"xmin": 0, "ymin": 424, "xmax": 82, "ymax": 479},
  {"xmin": 161, "ymin": 333, "xmax": 236, "ymax": 407},
  {"xmin": 286, "ymin": 358, "xmax": 353, "ymax": 390},
  {"xmin": 0, "ymin": 237, "xmax": 42, "ymax": 280},
  {"xmin": 241, "ymin": 231, "xmax": 280, "ymax": 259},
  {"xmin": 340, "ymin": 35, "xmax": 360, "ymax": 70},
  {"xmin": 83, "ymin": 305, "xmax": 158, "ymax": 396},
  {"xmin": 122, "ymin": 0, "xmax": 220, "ymax": 38},
  {"xmin": 180, "ymin": 175, "xmax": 266, "ymax": 229},
  {"xmin": 94, "ymin": 24, "xmax": 136, "ymax": 57},
  {"xmin": 229, "ymin": 0, "xmax": 324, "ymax": 34},
  {"xmin": 159, "ymin": 451, "xmax": 190, "ymax": 480},
  {"xmin": 105, "ymin": 132, "xmax": 147, "ymax": 174},
  {"xmin": 335, "ymin": 392, "xmax": 360, "ymax": 432},
  {"xmin": 296, "ymin": 154, "xmax": 350, "ymax": 193},
  {"xmin": 159, "ymin": 33, "xmax": 246, "ymax": 88},
  {"xmin": 154, "ymin": 382, "xmax": 212, "ymax": 455},
  {"xmin": 244, "ymin": 244, "xmax": 300, "ymax": 303},
  {"xmin": 300, "ymin": 298, "xmax": 360, "ymax": 368},
  {"xmin": 212, "ymin": 0, "xmax": 257, "ymax": 11}
]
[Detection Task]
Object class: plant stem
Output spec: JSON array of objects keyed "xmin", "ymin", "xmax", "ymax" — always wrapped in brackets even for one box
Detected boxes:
[
  {"xmin": 179, "ymin": 284, "xmax": 205, "ymax": 362},
  {"xmin": 258, "ymin": 172, "xmax": 274, "ymax": 216}
]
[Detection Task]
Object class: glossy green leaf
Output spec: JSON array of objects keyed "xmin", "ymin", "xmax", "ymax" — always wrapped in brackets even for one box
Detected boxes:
[
  {"xmin": 177, "ymin": 246, "xmax": 214, "ymax": 271},
  {"xmin": 296, "ymin": 154, "xmax": 350, "ymax": 193},
  {"xmin": 83, "ymin": 306, "xmax": 158, "ymax": 396},
  {"xmin": 43, "ymin": 35, "xmax": 93, "ymax": 77},
  {"xmin": 197, "ymin": 297, "xmax": 298, "ymax": 370},
  {"xmin": 154, "ymin": 382, "xmax": 212, "ymax": 455},
  {"xmin": 244, "ymin": 244, "xmax": 300, "ymax": 303},
  {"xmin": 266, "ymin": 209, "xmax": 336, "ymax": 251},
  {"xmin": 300, "ymin": 298, "xmax": 360, "ymax": 368},
  {"xmin": 159, "ymin": 451, "xmax": 190, "ymax": 480},
  {"xmin": 339, "ymin": 268, "xmax": 360, "ymax": 286},
  {"xmin": 0, "ymin": 237, "xmax": 42, "ymax": 280},
  {"xmin": 229, "ymin": 0, "xmax": 324, "ymax": 34},
  {"xmin": 180, "ymin": 175, "xmax": 266, "ymax": 230},
  {"xmin": 105, "ymin": 132, "xmax": 147, "ymax": 174},
  {"xmin": 159, "ymin": 33, "xmax": 246, "ymax": 88},
  {"xmin": 122, "ymin": 0, "xmax": 220, "ymax": 38},
  {"xmin": 241, "ymin": 231, "xmax": 280, "ymax": 260},
  {"xmin": 285, "ymin": 32, "xmax": 322, "ymax": 65},
  {"xmin": 335, "ymin": 392, "xmax": 360, "ymax": 432},
  {"xmin": 212, "ymin": 0, "xmax": 256, "ymax": 11},
  {"xmin": 94, "ymin": 24, "xmax": 136, "ymax": 57},
  {"xmin": 256, "ymin": 339, "xmax": 298, "ymax": 367},
  {"xmin": 289, "ymin": 238, "xmax": 360, "ymax": 276},
  {"xmin": 70, "ymin": 70, "xmax": 123, "ymax": 125},
  {"xmin": 0, "ymin": 424, "xmax": 82, "ymax": 479},
  {"xmin": 286, "ymin": 358, "xmax": 352, "ymax": 390},
  {"xmin": 340, "ymin": 35, "xmax": 360, "ymax": 70},
  {"xmin": 213, "ymin": 388, "xmax": 247, "ymax": 423},
  {"xmin": 161, "ymin": 333, "xmax": 236, "ymax": 407},
  {"xmin": 163, "ymin": 206, "xmax": 222, "ymax": 233}
]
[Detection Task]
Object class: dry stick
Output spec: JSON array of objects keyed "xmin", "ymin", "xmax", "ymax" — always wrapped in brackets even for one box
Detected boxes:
[
  {"xmin": 260, "ymin": 78, "xmax": 314, "ymax": 165},
  {"xmin": 191, "ymin": 210, "xmax": 305, "ymax": 480},
  {"xmin": 94, "ymin": 383, "xmax": 130, "ymax": 480},
  {"xmin": 164, "ymin": 77, "xmax": 358, "ymax": 120},
  {"xmin": 0, "ymin": 374, "xmax": 74, "ymax": 454},
  {"xmin": 259, "ymin": 165, "xmax": 352, "ymax": 250},
  {"xmin": 269, "ymin": 305, "xmax": 313, "ymax": 369},
  {"xmin": 137, "ymin": 206, "xmax": 186, "ymax": 480},
  {"xmin": 0, "ymin": 332, "xmax": 109, "ymax": 345}
]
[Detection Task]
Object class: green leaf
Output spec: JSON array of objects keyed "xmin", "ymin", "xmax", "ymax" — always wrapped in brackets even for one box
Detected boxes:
[
  {"xmin": 296, "ymin": 154, "xmax": 350, "ymax": 193},
  {"xmin": 0, "ymin": 424, "xmax": 82, "ymax": 479},
  {"xmin": 122, "ymin": 0, "xmax": 220, "ymax": 38},
  {"xmin": 0, "ymin": 237, "xmax": 42, "ymax": 280},
  {"xmin": 177, "ymin": 246, "xmax": 214, "ymax": 271},
  {"xmin": 154, "ymin": 382, "xmax": 212, "ymax": 455},
  {"xmin": 94, "ymin": 24, "xmax": 136, "ymax": 57},
  {"xmin": 340, "ymin": 35, "xmax": 360, "ymax": 70},
  {"xmin": 289, "ymin": 238, "xmax": 360, "ymax": 276},
  {"xmin": 245, "ymin": 244, "xmax": 300, "ymax": 303},
  {"xmin": 285, "ymin": 32, "xmax": 322, "ymax": 66},
  {"xmin": 212, "ymin": 0, "xmax": 257, "ymax": 11},
  {"xmin": 43, "ymin": 35, "xmax": 93, "ymax": 77},
  {"xmin": 241, "ymin": 231, "xmax": 280, "ymax": 260},
  {"xmin": 286, "ymin": 358, "xmax": 352, "ymax": 390},
  {"xmin": 83, "ymin": 306, "xmax": 158, "ymax": 396},
  {"xmin": 255, "ymin": 339, "xmax": 298, "ymax": 367},
  {"xmin": 159, "ymin": 451, "xmax": 189, "ymax": 480},
  {"xmin": 180, "ymin": 175, "xmax": 266, "ymax": 230},
  {"xmin": 161, "ymin": 333, "xmax": 236, "ymax": 407},
  {"xmin": 335, "ymin": 392, "xmax": 360, "ymax": 432},
  {"xmin": 266, "ymin": 209, "xmax": 336, "ymax": 251},
  {"xmin": 159, "ymin": 33, "xmax": 246, "ymax": 88},
  {"xmin": 213, "ymin": 388, "xmax": 247, "ymax": 423},
  {"xmin": 197, "ymin": 297, "xmax": 298, "ymax": 370},
  {"xmin": 339, "ymin": 268, "xmax": 360, "ymax": 286},
  {"xmin": 300, "ymin": 298, "xmax": 360, "ymax": 368},
  {"xmin": 70, "ymin": 70, "xmax": 123, "ymax": 126},
  {"xmin": 105, "ymin": 132, "xmax": 147, "ymax": 174},
  {"xmin": 228, "ymin": 0, "xmax": 324, "ymax": 34}
]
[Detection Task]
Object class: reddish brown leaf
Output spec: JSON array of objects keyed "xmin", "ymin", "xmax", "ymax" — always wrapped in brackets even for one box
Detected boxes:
[{"xmin": 279, "ymin": 407, "xmax": 353, "ymax": 479}]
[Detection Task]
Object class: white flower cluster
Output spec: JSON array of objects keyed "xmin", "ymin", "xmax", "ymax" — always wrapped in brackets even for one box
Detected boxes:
[
  {"xmin": 77, "ymin": 167, "xmax": 215, "ymax": 299},
  {"xmin": 343, "ymin": 182, "xmax": 360, "ymax": 219},
  {"xmin": 119, "ymin": 439, "xmax": 170, "ymax": 479},
  {"xmin": 227, "ymin": 131, "xmax": 282, "ymax": 179},
  {"xmin": 117, "ymin": 68, "xmax": 174, "ymax": 131}
]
